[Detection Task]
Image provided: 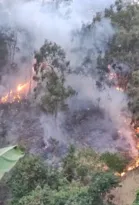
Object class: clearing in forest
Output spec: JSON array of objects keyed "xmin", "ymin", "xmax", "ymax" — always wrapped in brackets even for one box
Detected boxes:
[{"xmin": 111, "ymin": 169, "xmax": 139, "ymax": 205}]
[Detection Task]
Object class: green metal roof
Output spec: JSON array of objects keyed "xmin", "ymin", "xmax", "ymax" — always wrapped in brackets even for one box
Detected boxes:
[{"xmin": 0, "ymin": 145, "xmax": 24, "ymax": 180}]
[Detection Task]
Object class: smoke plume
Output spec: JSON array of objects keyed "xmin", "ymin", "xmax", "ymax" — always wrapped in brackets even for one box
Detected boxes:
[{"xmin": 0, "ymin": 0, "xmax": 137, "ymax": 158}]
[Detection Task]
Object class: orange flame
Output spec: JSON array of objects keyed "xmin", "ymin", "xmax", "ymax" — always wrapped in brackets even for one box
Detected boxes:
[
  {"xmin": 116, "ymin": 87, "xmax": 124, "ymax": 92},
  {"xmin": 0, "ymin": 82, "xmax": 29, "ymax": 104},
  {"xmin": 117, "ymin": 138, "xmax": 139, "ymax": 177},
  {"xmin": 17, "ymin": 83, "xmax": 28, "ymax": 92},
  {"xmin": 109, "ymin": 67, "xmax": 139, "ymax": 177},
  {"xmin": 119, "ymin": 157, "xmax": 139, "ymax": 177},
  {"xmin": 136, "ymin": 127, "xmax": 139, "ymax": 134},
  {"xmin": 121, "ymin": 172, "xmax": 126, "ymax": 177},
  {"xmin": 108, "ymin": 66, "xmax": 124, "ymax": 92}
]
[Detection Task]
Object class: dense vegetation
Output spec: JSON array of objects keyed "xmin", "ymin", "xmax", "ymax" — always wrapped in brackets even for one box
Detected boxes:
[{"xmin": 5, "ymin": 147, "xmax": 120, "ymax": 205}]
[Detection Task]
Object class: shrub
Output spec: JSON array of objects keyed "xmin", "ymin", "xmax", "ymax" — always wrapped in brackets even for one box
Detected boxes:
[{"xmin": 100, "ymin": 152, "xmax": 128, "ymax": 173}]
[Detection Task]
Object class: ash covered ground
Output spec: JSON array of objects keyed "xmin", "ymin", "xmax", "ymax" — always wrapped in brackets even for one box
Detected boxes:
[
  {"xmin": 0, "ymin": 92, "xmax": 133, "ymax": 162},
  {"xmin": 0, "ymin": 0, "xmax": 137, "ymax": 161},
  {"xmin": 65, "ymin": 107, "xmax": 130, "ymax": 153}
]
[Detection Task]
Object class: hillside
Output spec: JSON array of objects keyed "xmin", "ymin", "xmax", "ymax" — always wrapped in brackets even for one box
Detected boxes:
[{"xmin": 1, "ymin": 0, "xmax": 139, "ymax": 205}]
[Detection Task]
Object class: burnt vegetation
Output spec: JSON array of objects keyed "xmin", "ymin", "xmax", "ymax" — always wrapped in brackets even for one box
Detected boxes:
[{"xmin": 1, "ymin": 0, "xmax": 139, "ymax": 205}]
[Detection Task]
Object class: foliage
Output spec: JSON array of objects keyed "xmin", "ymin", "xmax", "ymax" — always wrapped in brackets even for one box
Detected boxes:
[
  {"xmin": 16, "ymin": 183, "xmax": 89, "ymax": 205},
  {"xmin": 7, "ymin": 155, "xmax": 67, "ymax": 202},
  {"xmin": 100, "ymin": 152, "xmax": 128, "ymax": 173},
  {"xmin": 6, "ymin": 147, "xmax": 120, "ymax": 205},
  {"xmin": 133, "ymin": 190, "xmax": 139, "ymax": 205},
  {"xmin": 62, "ymin": 146, "xmax": 106, "ymax": 183},
  {"xmin": 88, "ymin": 171, "xmax": 119, "ymax": 205},
  {"xmin": 33, "ymin": 40, "xmax": 76, "ymax": 116},
  {"xmin": 7, "ymin": 155, "xmax": 49, "ymax": 200},
  {"xmin": 128, "ymin": 70, "xmax": 139, "ymax": 127},
  {"xmin": 76, "ymin": 148, "xmax": 106, "ymax": 182},
  {"xmin": 34, "ymin": 40, "xmax": 68, "ymax": 71},
  {"xmin": 62, "ymin": 145, "xmax": 77, "ymax": 182},
  {"xmin": 17, "ymin": 185, "xmax": 52, "ymax": 205},
  {"xmin": 103, "ymin": 1, "xmax": 139, "ymax": 69},
  {"xmin": 16, "ymin": 172, "xmax": 119, "ymax": 205},
  {"xmin": 40, "ymin": 69, "xmax": 75, "ymax": 116},
  {"xmin": 13, "ymin": 171, "xmax": 119, "ymax": 205}
]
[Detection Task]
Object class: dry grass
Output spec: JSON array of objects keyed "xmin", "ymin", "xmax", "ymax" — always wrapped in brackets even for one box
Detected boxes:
[{"xmin": 110, "ymin": 169, "xmax": 139, "ymax": 205}]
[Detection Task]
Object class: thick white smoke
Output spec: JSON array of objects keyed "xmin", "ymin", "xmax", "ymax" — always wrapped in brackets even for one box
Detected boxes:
[
  {"xmin": 0, "ymin": 0, "xmax": 115, "ymax": 85},
  {"xmin": 0, "ymin": 0, "xmax": 115, "ymax": 51},
  {"xmin": 0, "ymin": 0, "xmax": 137, "ymax": 157}
]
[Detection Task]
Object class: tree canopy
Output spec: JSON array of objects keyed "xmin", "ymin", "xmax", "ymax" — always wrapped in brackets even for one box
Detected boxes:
[
  {"xmin": 6, "ymin": 147, "xmax": 120, "ymax": 205},
  {"xmin": 33, "ymin": 40, "xmax": 76, "ymax": 116}
]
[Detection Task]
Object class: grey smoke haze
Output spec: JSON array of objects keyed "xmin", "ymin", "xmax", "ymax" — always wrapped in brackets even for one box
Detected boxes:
[
  {"xmin": 0, "ymin": 0, "xmax": 115, "ymax": 92},
  {"xmin": 0, "ymin": 0, "xmax": 137, "ymax": 157},
  {"xmin": 0, "ymin": 0, "xmax": 115, "ymax": 84},
  {"xmin": 0, "ymin": 0, "xmax": 115, "ymax": 54},
  {"xmin": 66, "ymin": 75, "xmax": 137, "ymax": 156}
]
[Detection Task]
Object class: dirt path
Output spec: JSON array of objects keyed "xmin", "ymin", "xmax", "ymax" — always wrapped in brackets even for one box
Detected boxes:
[{"xmin": 111, "ymin": 169, "xmax": 139, "ymax": 205}]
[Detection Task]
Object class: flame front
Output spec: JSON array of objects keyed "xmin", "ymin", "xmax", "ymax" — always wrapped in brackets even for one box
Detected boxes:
[
  {"xmin": 117, "ymin": 132, "xmax": 139, "ymax": 177},
  {"xmin": 108, "ymin": 64, "xmax": 139, "ymax": 177},
  {"xmin": 0, "ymin": 65, "xmax": 138, "ymax": 177},
  {"xmin": 115, "ymin": 87, "xmax": 124, "ymax": 92},
  {"xmin": 0, "ymin": 82, "xmax": 29, "ymax": 104},
  {"xmin": 119, "ymin": 157, "xmax": 139, "ymax": 177},
  {"xmin": 108, "ymin": 65, "xmax": 124, "ymax": 92}
]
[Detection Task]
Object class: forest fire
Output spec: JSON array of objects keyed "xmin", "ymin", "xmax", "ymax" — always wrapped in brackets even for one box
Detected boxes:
[
  {"xmin": 108, "ymin": 64, "xmax": 126, "ymax": 92},
  {"xmin": 107, "ymin": 64, "xmax": 139, "ymax": 177},
  {"xmin": 0, "ymin": 82, "xmax": 29, "ymax": 104},
  {"xmin": 118, "ymin": 157, "xmax": 139, "ymax": 177},
  {"xmin": 115, "ymin": 87, "xmax": 124, "ymax": 92},
  {"xmin": 135, "ymin": 127, "xmax": 139, "ymax": 134},
  {"xmin": 0, "ymin": 62, "xmax": 138, "ymax": 178},
  {"xmin": 116, "ymin": 136, "xmax": 139, "ymax": 177}
]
